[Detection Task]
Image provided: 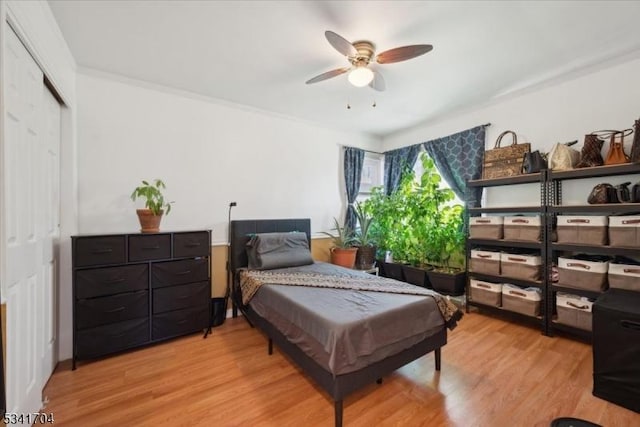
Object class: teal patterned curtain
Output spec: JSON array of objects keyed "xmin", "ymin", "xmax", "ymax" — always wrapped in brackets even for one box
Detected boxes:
[
  {"xmin": 344, "ymin": 147, "xmax": 365, "ymax": 231},
  {"xmin": 423, "ymin": 125, "xmax": 486, "ymax": 208},
  {"xmin": 383, "ymin": 144, "xmax": 421, "ymax": 195}
]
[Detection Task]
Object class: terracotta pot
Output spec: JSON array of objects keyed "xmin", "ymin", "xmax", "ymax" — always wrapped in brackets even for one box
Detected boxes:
[
  {"xmin": 330, "ymin": 247, "xmax": 358, "ymax": 269},
  {"xmin": 136, "ymin": 209, "xmax": 164, "ymax": 233}
]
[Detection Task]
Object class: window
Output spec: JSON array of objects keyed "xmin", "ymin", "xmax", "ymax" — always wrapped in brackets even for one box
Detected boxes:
[{"xmin": 358, "ymin": 153, "xmax": 383, "ymax": 195}]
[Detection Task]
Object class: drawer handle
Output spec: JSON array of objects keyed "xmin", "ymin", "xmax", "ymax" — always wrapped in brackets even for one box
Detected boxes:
[
  {"xmin": 509, "ymin": 291, "xmax": 527, "ymax": 298},
  {"xmin": 567, "ymin": 262, "xmax": 590, "ymax": 270},
  {"xmin": 511, "ymin": 219, "xmax": 530, "ymax": 224},
  {"xmin": 476, "ymin": 254, "xmax": 493, "ymax": 259},
  {"xmin": 622, "ymin": 219, "xmax": 640, "ymax": 225},
  {"xmin": 621, "ymin": 320, "xmax": 640, "ymax": 332},
  {"xmin": 507, "ymin": 257, "xmax": 526, "ymax": 262},
  {"xmin": 143, "ymin": 245, "xmax": 161, "ymax": 250},
  {"xmin": 185, "ymin": 242, "xmax": 201, "ymax": 247},
  {"xmin": 176, "ymin": 270, "xmax": 192, "ymax": 275},
  {"xmin": 623, "ymin": 268, "xmax": 640, "ymax": 274},
  {"xmin": 475, "ymin": 220, "xmax": 491, "ymax": 224},
  {"xmin": 567, "ymin": 219, "xmax": 590, "ymax": 224},
  {"xmin": 92, "ymin": 248, "xmax": 113, "ymax": 254},
  {"xmin": 566, "ymin": 301, "xmax": 589, "ymax": 310},
  {"xmin": 105, "ymin": 278, "xmax": 126, "ymax": 284},
  {"xmin": 476, "ymin": 283, "xmax": 492, "ymax": 289},
  {"xmin": 105, "ymin": 306, "xmax": 126, "ymax": 314}
]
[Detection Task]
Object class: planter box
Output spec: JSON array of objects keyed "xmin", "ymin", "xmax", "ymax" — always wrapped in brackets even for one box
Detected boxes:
[
  {"xmin": 428, "ymin": 270, "xmax": 466, "ymax": 296},
  {"xmin": 402, "ymin": 265, "xmax": 430, "ymax": 288},
  {"xmin": 380, "ymin": 261, "xmax": 404, "ymax": 282}
]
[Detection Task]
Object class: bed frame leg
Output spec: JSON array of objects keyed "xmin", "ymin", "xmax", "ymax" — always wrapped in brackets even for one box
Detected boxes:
[
  {"xmin": 334, "ymin": 400, "xmax": 343, "ymax": 427},
  {"xmin": 435, "ymin": 348, "xmax": 441, "ymax": 371},
  {"xmin": 376, "ymin": 378, "xmax": 382, "ymax": 384},
  {"xmin": 268, "ymin": 338, "xmax": 273, "ymax": 355}
]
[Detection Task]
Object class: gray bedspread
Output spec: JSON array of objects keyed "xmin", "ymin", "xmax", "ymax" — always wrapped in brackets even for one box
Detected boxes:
[{"xmin": 247, "ymin": 262, "xmax": 445, "ymax": 376}]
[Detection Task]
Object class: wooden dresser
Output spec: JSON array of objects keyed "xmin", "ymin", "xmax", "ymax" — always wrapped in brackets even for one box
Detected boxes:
[{"xmin": 72, "ymin": 230, "xmax": 211, "ymax": 369}]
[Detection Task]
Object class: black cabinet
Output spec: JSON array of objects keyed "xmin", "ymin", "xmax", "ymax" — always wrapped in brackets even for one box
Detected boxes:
[
  {"xmin": 593, "ymin": 289, "xmax": 640, "ymax": 413},
  {"xmin": 72, "ymin": 230, "xmax": 211, "ymax": 368}
]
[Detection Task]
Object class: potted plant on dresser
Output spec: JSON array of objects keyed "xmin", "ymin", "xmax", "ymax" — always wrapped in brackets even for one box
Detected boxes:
[
  {"xmin": 322, "ymin": 218, "xmax": 358, "ymax": 269},
  {"xmin": 353, "ymin": 202, "xmax": 377, "ymax": 270},
  {"xmin": 130, "ymin": 179, "xmax": 174, "ymax": 233}
]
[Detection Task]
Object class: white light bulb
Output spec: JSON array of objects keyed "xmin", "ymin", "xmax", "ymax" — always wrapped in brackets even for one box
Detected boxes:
[{"xmin": 348, "ymin": 67, "xmax": 374, "ymax": 87}]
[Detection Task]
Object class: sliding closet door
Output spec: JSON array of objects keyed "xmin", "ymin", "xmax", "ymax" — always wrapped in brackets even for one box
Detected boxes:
[{"xmin": 3, "ymin": 25, "xmax": 60, "ymax": 417}]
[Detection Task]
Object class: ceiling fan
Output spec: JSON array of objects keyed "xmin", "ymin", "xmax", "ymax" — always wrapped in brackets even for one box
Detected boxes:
[{"xmin": 305, "ymin": 30, "xmax": 433, "ymax": 91}]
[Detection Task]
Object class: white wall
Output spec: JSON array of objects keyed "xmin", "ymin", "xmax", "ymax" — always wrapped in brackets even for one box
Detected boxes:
[
  {"xmin": 76, "ymin": 72, "xmax": 381, "ymax": 244},
  {"xmin": 383, "ymin": 56, "xmax": 640, "ymax": 206}
]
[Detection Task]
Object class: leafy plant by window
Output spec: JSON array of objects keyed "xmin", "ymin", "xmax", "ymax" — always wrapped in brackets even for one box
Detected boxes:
[
  {"xmin": 130, "ymin": 179, "xmax": 174, "ymax": 216},
  {"xmin": 321, "ymin": 217, "xmax": 356, "ymax": 249},
  {"xmin": 363, "ymin": 152, "xmax": 465, "ymax": 269},
  {"xmin": 353, "ymin": 202, "xmax": 376, "ymax": 247}
]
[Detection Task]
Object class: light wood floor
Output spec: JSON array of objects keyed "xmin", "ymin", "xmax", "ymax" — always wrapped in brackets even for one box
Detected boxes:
[{"xmin": 44, "ymin": 312, "xmax": 639, "ymax": 426}]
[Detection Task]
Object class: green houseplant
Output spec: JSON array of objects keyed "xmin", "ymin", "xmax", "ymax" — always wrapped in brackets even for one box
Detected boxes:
[
  {"xmin": 131, "ymin": 179, "xmax": 174, "ymax": 233},
  {"xmin": 363, "ymin": 152, "xmax": 467, "ymax": 293},
  {"xmin": 321, "ymin": 217, "xmax": 358, "ymax": 269},
  {"xmin": 353, "ymin": 202, "xmax": 377, "ymax": 270}
]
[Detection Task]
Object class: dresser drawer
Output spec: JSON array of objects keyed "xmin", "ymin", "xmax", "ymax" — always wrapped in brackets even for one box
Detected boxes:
[
  {"xmin": 152, "ymin": 305, "xmax": 209, "ymax": 341},
  {"xmin": 75, "ymin": 236, "xmax": 126, "ymax": 267},
  {"xmin": 129, "ymin": 234, "xmax": 171, "ymax": 262},
  {"xmin": 75, "ymin": 264, "xmax": 148, "ymax": 299},
  {"xmin": 173, "ymin": 231, "xmax": 210, "ymax": 258},
  {"xmin": 76, "ymin": 290, "xmax": 149, "ymax": 330},
  {"xmin": 153, "ymin": 281, "xmax": 209, "ymax": 314},
  {"xmin": 75, "ymin": 318, "xmax": 149, "ymax": 359},
  {"xmin": 151, "ymin": 258, "xmax": 209, "ymax": 288}
]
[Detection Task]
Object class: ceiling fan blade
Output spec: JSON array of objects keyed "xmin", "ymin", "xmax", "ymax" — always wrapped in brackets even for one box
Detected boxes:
[
  {"xmin": 325, "ymin": 30, "xmax": 357, "ymax": 57},
  {"xmin": 369, "ymin": 70, "xmax": 386, "ymax": 92},
  {"xmin": 376, "ymin": 44, "xmax": 433, "ymax": 64},
  {"xmin": 305, "ymin": 67, "xmax": 350, "ymax": 84}
]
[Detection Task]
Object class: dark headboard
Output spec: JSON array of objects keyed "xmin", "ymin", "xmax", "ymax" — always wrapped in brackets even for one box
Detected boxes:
[{"xmin": 229, "ymin": 218, "xmax": 312, "ymax": 273}]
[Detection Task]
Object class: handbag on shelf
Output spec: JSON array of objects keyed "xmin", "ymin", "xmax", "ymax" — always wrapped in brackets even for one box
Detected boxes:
[
  {"xmin": 615, "ymin": 182, "xmax": 632, "ymax": 203},
  {"xmin": 588, "ymin": 183, "xmax": 614, "ymax": 204},
  {"xmin": 482, "ymin": 130, "xmax": 531, "ymax": 179},
  {"xmin": 630, "ymin": 118, "xmax": 640, "ymax": 163},
  {"xmin": 521, "ymin": 150, "xmax": 547, "ymax": 174},
  {"xmin": 576, "ymin": 131, "xmax": 613, "ymax": 168},
  {"xmin": 547, "ymin": 140, "xmax": 580, "ymax": 171},
  {"xmin": 604, "ymin": 129, "xmax": 633, "ymax": 165}
]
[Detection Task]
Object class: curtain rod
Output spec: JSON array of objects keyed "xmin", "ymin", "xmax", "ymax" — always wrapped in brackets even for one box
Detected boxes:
[
  {"xmin": 341, "ymin": 145, "xmax": 384, "ymax": 155},
  {"xmin": 341, "ymin": 123, "xmax": 490, "ymax": 155}
]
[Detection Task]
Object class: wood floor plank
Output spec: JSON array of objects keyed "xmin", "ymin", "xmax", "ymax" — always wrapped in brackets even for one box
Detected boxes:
[{"xmin": 43, "ymin": 313, "xmax": 639, "ymax": 426}]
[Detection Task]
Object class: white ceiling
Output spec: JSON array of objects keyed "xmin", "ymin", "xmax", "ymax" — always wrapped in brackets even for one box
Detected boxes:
[{"xmin": 48, "ymin": 0, "xmax": 640, "ymax": 138}]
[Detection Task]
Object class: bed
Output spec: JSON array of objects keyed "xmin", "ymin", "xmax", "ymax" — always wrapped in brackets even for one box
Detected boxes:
[{"xmin": 229, "ymin": 218, "xmax": 461, "ymax": 427}]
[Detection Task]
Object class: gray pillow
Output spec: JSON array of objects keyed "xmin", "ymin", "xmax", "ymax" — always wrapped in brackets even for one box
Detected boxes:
[{"xmin": 246, "ymin": 231, "xmax": 313, "ymax": 270}]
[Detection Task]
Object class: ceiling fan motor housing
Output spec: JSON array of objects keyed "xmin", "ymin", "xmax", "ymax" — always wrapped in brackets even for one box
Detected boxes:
[{"xmin": 350, "ymin": 41, "xmax": 376, "ymax": 66}]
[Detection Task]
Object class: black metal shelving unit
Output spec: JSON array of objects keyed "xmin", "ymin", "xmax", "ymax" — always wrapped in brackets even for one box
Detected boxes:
[
  {"xmin": 546, "ymin": 163, "xmax": 640, "ymax": 339},
  {"xmin": 466, "ymin": 171, "xmax": 549, "ymax": 335}
]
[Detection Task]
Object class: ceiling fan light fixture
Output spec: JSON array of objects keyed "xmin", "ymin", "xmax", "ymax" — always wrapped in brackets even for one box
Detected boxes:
[{"xmin": 348, "ymin": 67, "xmax": 374, "ymax": 87}]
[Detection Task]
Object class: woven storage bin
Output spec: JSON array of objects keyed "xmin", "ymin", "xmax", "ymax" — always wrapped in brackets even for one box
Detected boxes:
[
  {"xmin": 557, "ymin": 257, "xmax": 608, "ymax": 292},
  {"xmin": 469, "ymin": 280, "xmax": 502, "ymax": 307},
  {"xmin": 469, "ymin": 250, "xmax": 501, "ymax": 275},
  {"xmin": 503, "ymin": 216, "xmax": 541, "ymax": 242},
  {"xmin": 608, "ymin": 263, "xmax": 640, "ymax": 292},
  {"xmin": 608, "ymin": 216, "xmax": 640, "ymax": 248},
  {"xmin": 557, "ymin": 216, "xmax": 608, "ymax": 245},
  {"xmin": 500, "ymin": 252, "xmax": 541, "ymax": 281},
  {"xmin": 502, "ymin": 284, "xmax": 541, "ymax": 317},
  {"xmin": 469, "ymin": 216, "xmax": 503, "ymax": 240},
  {"xmin": 556, "ymin": 293, "xmax": 594, "ymax": 331}
]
